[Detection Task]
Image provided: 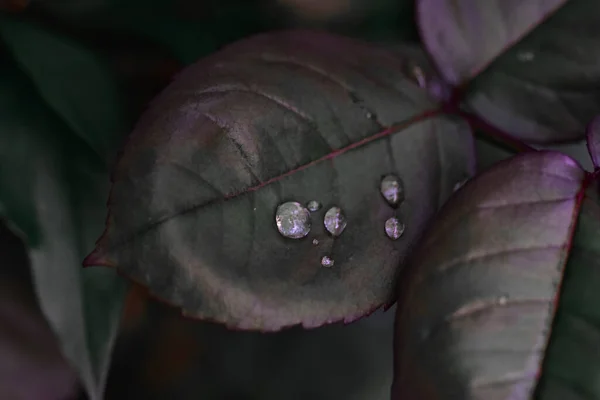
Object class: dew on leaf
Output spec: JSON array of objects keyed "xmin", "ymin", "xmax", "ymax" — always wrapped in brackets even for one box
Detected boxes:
[
  {"xmin": 380, "ymin": 174, "xmax": 405, "ymax": 207},
  {"xmin": 498, "ymin": 295, "xmax": 508, "ymax": 305},
  {"xmin": 517, "ymin": 51, "xmax": 534, "ymax": 62},
  {"xmin": 307, "ymin": 200, "xmax": 321, "ymax": 212},
  {"xmin": 324, "ymin": 207, "xmax": 347, "ymax": 237},
  {"xmin": 321, "ymin": 256, "xmax": 334, "ymax": 268},
  {"xmin": 453, "ymin": 178, "xmax": 469, "ymax": 192},
  {"xmin": 385, "ymin": 217, "xmax": 405, "ymax": 240},
  {"xmin": 312, "ymin": 238, "xmax": 319, "ymax": 245},
  {"xmin": 403, "ymin": 62, "xmax": 427, "ymax": 89},
  {"xmin": 275, "ymin": 201, "xmax": 311, "ymax": 239}
]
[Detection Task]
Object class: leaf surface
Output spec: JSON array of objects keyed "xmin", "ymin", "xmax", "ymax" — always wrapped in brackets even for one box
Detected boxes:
[
  {"xmin": 392, "ymin": 151, "xmax": 586, "ymax": 399},
  {"xmin": 418, "ymin": 0, "xmax": 600, "ymax": 142},
  {"xmin": 86, "ymin": 31, "xmax": 475, "ymax": 330},
  {"xmin": 533, "ymin": 179, "xmax": 600, "ymax": 399}
]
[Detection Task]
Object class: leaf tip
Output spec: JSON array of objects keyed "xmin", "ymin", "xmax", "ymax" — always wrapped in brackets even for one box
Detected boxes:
[{"xmin": 82, "ymin": 248, "xmax": 113, "ymax": 268}]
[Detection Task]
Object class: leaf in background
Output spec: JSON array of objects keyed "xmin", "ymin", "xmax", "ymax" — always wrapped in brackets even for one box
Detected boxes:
[
  {"xmin": 417, "ymin": 0, "xmax": 600, "ymax": 143},
  {"xmin": 586, "ymin": 116, "xmax": 600, "ymax": 170},
  {"xmin": 0, "ymin": 15, "xmax": 126, "ymax": 162},
  {"xmin": 84, "ymin": 31, "xmax": 475, "ymax": 330},
  {"xmin": 0, "ymin": 223, "xmax": 79, "ymax": 400},
  {"xmin": 0, "ymin": 56, "xmax": 126, "ymax": 399},
  {"xmin": 392, "ymin": 151, "xmax": 588, "ymax": 399}
]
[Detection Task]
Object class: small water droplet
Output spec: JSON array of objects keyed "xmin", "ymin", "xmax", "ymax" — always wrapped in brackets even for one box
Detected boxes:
[
  {"xmin": 312, "ymin": 238, "xmax": 319, "ymax": 245},
  {"xmin": 321, "ymin": 255, "xmax": 334, "ymax": 268},
  {"xmin": 380, "ymin": 175, "xmax": 405, "ymax": 207},
  {"xmin": 324, "ymin": 207, "xmax": 347, "ymax": 236},
  {"xmin": 385, "ymin": 217, "xmax": 405, "ymax": 240},
  {"xmin": 404, "ymin": 62, "xmax": 427, "ymax": 88},
  {"xmin": 275, "ymin": 201, "xmax": 311, "ymax": 239},
  {"xmin": 517, "ymin": 51, "xmax": 534, "ymax": 62},
  {"xmin": 498, "ymin": 295, "xmax": 508, "ymax": 305},
  {"xmin": 366, "ymin": 111, "xmax": 376, "ymax": 120},
  {"xmin": 307, "ymin": 200, "xmax": 321, "ymax": 212},
  {"xmin": 453, "ymin": 178, "xmax": 469, "ymax": 192}
]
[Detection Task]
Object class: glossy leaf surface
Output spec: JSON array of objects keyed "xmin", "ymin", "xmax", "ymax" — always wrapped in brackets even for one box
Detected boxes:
[
  {"xmin": 392, "ymin": 151, "xmax": 586, "ymax": 399},
  {"xmin": 86, "ymin": 31, "xmax": 476, "ymax": 330},
  {"xmin": 418, "ymin": 0, "xmax": 600, "ymax": 142}
]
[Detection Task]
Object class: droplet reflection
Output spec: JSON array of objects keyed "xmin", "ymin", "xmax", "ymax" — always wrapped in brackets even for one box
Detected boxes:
[
  {"xmin": 324, "ymin": 207, "xmax": 347, "ymax": 237},
  {"xmin": 275, "ymin": 201, "xmax": 311, "ymax": 239},
  {"xmin": 380, "ymin": 175, "xmax": 405, "ymax": 207},
  {"xmin": 321, "ymin": 256, "xmax": 335, "ymax": 268},
  {"xmin": 385, "ymin": 217, "xmax": 405, "ymax": 240},
  {"xmin": 307, "ymin": 200, "xmax": 321, "ymax": 212}
]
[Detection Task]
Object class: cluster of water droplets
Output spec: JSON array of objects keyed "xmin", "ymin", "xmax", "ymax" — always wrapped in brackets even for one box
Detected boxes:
[
  {"xmin": 380, "ymin": 174, "xmax": 406, "ymax": 240},
  {"xmin": 274, "ymin": 173, "xmax": 411, "ymax": 266}
]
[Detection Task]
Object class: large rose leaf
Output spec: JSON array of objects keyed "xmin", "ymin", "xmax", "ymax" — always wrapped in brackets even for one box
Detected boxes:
[
  {"xmin": 392, "ymin": 151, "xmax": 594, "ymax": 399},
  {"xmin": 85, "ymin": 31, "xmax": 475, "ymax": 330},
  {"xmin": 418, "ymin": 0, "xmax": 600, "ymax": 143},
  {"xmin": 0, "ymin": 48, "xmax": 126, "ymax": 399}
]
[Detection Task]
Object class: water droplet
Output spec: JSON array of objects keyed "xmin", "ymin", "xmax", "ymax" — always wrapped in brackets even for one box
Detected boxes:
[
  {"xmin": 404, "ymin": 62, "xmax": 427, "ymax": 88},
  {"xmin": 275, "ymin": 201, "xmax": 311, "ymax": 239},
  {"xmin": 517, "ymin": 51, "xmax": 534, "ymax": 62},
  {"xmin": 453, "ymin": 178, "xmax": 469, "ymax": 192},
  {"xmin": 321, "ymin": 255, "xmax": 334, "ymax": 268},
  {"xmin": 324, "ymin": 207, "xmax": 347, "ymax": 237},
  {"xmin": 312, "ymin": 238, "xmax": 319, "ymax": 245},
  {"xmin": 307, "ymin": 200, "xmax": 321, "ymax": 212},
  {"xmin": 366, "ymin": 111, "xmax": 376, "ymax": 120},
  {"xmin": 498, "ymin": 295, "xmax": 508, "ymax": 305},
  {"xmin": 380, "ymin": 174, "xmax": 405, "ymax": 207},
  {"xmin": 385, "ymin": 217, "xmax": 405, "ymax": 240}
]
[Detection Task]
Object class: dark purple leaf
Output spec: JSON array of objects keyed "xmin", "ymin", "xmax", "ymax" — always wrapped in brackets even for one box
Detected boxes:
[
  {"xmin": 533, "ymin": 178, "xmax": 600, "ymax": 399},
  {"xmin": 392, "ymin": 151, "xmax": 587, "ymax": 399},
  {"xmin": 418, "ymin": 0, "xmax": 600, "ymax": 143},
  {"xmin": 84, "ymin": 31, "xmax": 475, "ymax": 330}
]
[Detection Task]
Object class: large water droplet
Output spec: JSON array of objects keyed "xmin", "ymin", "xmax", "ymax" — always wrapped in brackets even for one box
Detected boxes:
[
  {"xmin": 380, "ymin": 175, "xmax": 405, "ymax": 207},
  {"xmin": 321, "ymin": 255, "xmax": 334, "ymax": 268},
  {"xmin": 324, "ymin": 207, "xmax": 347, "ymax": 237},
  {"xmin": 275, "ymin": 201, "xmax": 311, "ymax": 239},
  {"xmin": 385, "ymin": 217, "xmax": 405, "ymax": 240},
  {"xmin": 307, "ymin": 200, "xmax": 321, "ymax": 212}
]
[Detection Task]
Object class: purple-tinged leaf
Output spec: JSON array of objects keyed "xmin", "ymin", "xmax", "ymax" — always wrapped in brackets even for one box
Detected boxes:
[
  {"xmin": 418, "ymin": 0, "xmax": 565, "ymax": 85},
  {"xmin": 533, "ymin": 179, "xmax": 600, "ymax": 399},
  {"xmin": 392, "ymin": 151, "xmax": 586, "ymax": 399},
  {"xmin": 418, "ymin": 0, "xmax": 600, "ymax": 143},
  {"xmin": 84, "ymin": 31, "xmax": 475, "ymax": 331},
  {"xmin": 586, "ymin": 116, "xmax": 600, "ymax": 170}
]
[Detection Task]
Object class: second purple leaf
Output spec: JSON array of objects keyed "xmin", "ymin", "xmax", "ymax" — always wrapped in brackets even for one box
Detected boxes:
[{"xmin": 418, "ymin": 0, "xmax": 600, "ymax": 143}]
